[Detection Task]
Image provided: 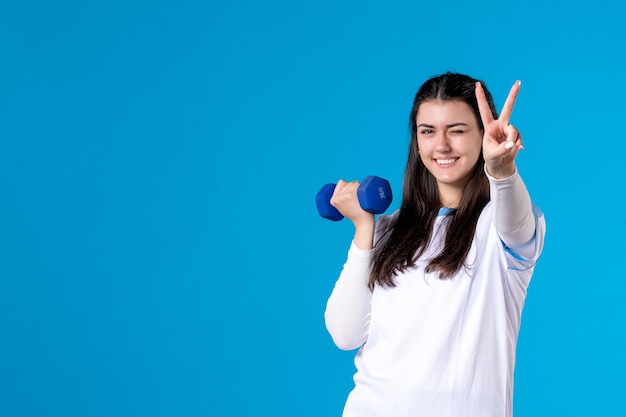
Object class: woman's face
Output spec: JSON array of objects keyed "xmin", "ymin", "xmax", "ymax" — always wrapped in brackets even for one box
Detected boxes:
[{"xmin": 415, "ymin": 99, "xmax": 483, "ymax": 206}]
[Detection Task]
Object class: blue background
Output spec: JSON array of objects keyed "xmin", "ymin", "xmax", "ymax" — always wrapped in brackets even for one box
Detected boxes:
[{"xmin": 1, "ymin": 0, "xmax": 624, "ymax": 416}]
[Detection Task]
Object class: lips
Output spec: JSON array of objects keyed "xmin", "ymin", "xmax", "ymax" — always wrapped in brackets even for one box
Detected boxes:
[{"xmin": 435, "ymin": 158, "xmax": 459, "ymax": 166}]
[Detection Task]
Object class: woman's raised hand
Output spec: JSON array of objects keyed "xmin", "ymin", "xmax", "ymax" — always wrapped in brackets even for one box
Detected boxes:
[
  {"xmin": 330, "ymin": 180, "xmax": 375, "ymax": 249},
  {"xmin": 330, "ymin": 180, "xmax": 374, "ymax": 225},
  {"xmin": 476, "ymin": 80, "xmax": 523, "ymax": 179}
]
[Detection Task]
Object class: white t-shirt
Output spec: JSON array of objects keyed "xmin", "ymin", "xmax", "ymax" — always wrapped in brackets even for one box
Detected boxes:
[{"xmin": 326, "ymin": 202, "xmax": 546, "ymax": 417}]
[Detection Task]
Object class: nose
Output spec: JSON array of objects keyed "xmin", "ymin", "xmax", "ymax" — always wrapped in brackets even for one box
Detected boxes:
[{"xmin": 434, "ymin": 131, "xmax": 452, "ymax": 152}]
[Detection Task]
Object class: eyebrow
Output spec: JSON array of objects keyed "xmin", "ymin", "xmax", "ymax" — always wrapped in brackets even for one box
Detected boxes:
[{"xmin": 417, "ymin": 122, "xmax": 470, "ymax": 128}]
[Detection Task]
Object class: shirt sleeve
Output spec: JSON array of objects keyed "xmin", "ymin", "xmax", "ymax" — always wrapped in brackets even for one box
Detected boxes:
[
  {"xmin": 485, "ymin": 164, "xmax": 537, "ymax": 258},
  {"xmin": 324, "ymin": 242, "xmax": 373, "ymax": 351}
]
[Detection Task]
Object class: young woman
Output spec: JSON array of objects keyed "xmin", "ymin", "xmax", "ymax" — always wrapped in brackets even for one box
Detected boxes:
[{"xmin": 324, "ymin": 72, "xmax": 546, "ymax": 417}]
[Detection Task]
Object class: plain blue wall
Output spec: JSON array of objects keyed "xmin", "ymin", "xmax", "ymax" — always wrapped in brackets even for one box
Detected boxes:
[{"xmin": 1, "ymin": 0, "xmax": 625, "ymax": 416}]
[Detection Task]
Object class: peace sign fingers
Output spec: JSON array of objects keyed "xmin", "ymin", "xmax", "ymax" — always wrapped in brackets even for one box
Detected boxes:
[
  {"xmin": 499, "ymin": 80, "xmax": 521, "ymax": 125},
  {"xmin": 475, "ymin": 81, "xmax": 495, "ymax": 126},
  {"xmin": 479, "ymin": 79, "xmax": 524, "ymax": 179},
  {"xmin": 475, "ymin": 80, "xmax": 521, "ymax": 126}
]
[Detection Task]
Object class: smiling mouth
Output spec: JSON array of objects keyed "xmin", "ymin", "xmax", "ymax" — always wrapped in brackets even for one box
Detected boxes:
[{"xmin": 435, "ymin": 158, "xmax": 459, "ymax": 166}]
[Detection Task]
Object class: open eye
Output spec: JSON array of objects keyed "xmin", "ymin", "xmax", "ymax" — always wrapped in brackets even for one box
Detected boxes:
[{"xmin": 420, "ymin": 129, "xmax": 434, "ymax": 135}]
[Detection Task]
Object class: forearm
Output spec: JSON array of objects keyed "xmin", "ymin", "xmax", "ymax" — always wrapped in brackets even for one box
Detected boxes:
[
  {"xmin": 486, "ymin": 164, "xmax": 536, "ymax": 248},
  {"xmin": 352, "ymin": 219, "xmax": 375, "ymax": 250}
]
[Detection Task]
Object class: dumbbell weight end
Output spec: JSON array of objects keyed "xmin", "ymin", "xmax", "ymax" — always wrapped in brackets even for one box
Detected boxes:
[
  {"xmin": 315, "ymin": 183, "xmax": 344, "ymax": 221},
  {"xmin": 357, "ymin": 176, "xmax": 393, "ymax": 214}
]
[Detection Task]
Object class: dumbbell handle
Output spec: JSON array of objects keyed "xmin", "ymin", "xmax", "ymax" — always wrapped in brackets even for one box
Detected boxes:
[{"xmin": 315, "ymin": 176, "xmax": 393, "ymax": 221}]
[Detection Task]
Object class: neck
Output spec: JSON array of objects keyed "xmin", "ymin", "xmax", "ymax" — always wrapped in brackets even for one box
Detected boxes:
[{"xmin": 438, "ymin": 184, "xmax": 462, "ymax": 209}]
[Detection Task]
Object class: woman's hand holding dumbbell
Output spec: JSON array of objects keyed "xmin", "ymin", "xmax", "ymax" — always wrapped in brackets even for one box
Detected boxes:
[
  {"xmin": 315, "ymin": 176, "xmax": 393, "ymax": 250},
  {"xmin": 330, "ymin": 180, "xmax": 375, "ymax": 227}
]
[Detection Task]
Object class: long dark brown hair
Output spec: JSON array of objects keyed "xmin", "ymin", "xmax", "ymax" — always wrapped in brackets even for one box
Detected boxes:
[{"xmin": 369, "ymin": 72, "xmax": 499, "ymax": 288}]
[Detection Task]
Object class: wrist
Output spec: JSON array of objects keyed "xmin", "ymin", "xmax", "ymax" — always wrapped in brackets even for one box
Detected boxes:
[
  {"xmin": 485, "ymin": 162, "xmax": 516, "ymax": 180},
  {"xmin": 352, "ymin": 217, "xmax": 375, "ymax": 250}
]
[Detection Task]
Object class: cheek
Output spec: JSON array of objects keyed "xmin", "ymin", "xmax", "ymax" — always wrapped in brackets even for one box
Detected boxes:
[
  {"xmin": 416, "ymin": 141, "xmax": 431, "ymax": 164},
  {"xmin": 466, "ymin": 142, "xmax": 483, "ymax": 165},
  {"xmin": 416, "ymin": 138, "xmax": 431, "ymax": 155},
  {"xmin": 458, "ymin": 135, "xmax": 482, "ymax": 156}
]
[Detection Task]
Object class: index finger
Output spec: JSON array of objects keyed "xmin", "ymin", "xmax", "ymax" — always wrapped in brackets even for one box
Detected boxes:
[
  {"xmin": 499, "ymin": 80, "xmax": 521, "ymax": 124},
  {"xmin": 475, "ymin": 81, "xmax": 494, "ymax": 126}
]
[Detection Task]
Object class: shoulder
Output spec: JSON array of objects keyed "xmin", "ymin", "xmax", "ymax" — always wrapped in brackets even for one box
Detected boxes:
[
  {"xmin": 478, "ymin": 201, "xmax": 547, "ymax": 265},
  {"xmin": 373, "ymin": 210, "xmax": 400, "ymax": 244},
  {"xmin": 375, "ymin": 210, "xmax": 399, "ymax": 231}
]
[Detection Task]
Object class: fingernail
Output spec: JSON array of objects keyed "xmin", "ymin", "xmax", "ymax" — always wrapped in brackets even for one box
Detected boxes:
[
  {"xmin": 504, "ymin": 142, "xmax": 514, "ymax": 150},
  {"xmin": 517, "ymin": 80, "xmax": 522, "ymax": 86}
]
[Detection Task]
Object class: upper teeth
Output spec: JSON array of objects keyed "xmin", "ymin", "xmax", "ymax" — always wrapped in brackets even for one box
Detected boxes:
[{"xmin": 437, "ymin": 158, "xmax": 456, "ymax": 165}]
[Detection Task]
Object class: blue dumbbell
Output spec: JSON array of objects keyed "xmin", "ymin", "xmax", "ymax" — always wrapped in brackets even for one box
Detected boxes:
[{"xmin": 316, "ymin": 176, "xmax": 393, "ymax": 221}]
